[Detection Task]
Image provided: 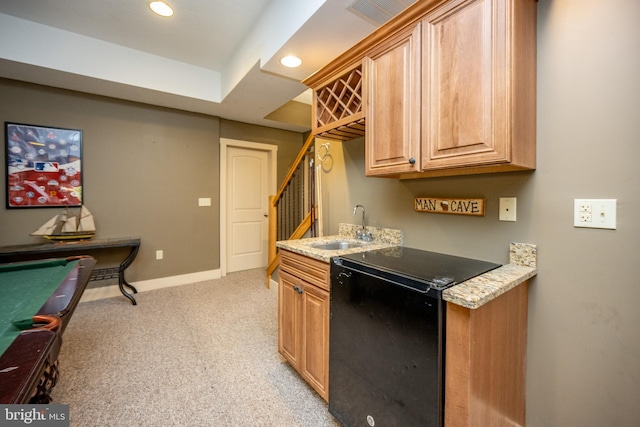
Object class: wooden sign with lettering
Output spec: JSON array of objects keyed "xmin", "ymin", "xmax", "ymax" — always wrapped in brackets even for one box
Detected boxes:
[{"xmin": 414, "ymin": 197, "xmax": 485, "ymax": 216}]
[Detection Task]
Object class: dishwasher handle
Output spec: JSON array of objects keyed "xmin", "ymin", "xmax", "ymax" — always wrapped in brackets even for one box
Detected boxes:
[{"xmin": 333, "ymin": 259, "xmax": 436, "ymax": 295}]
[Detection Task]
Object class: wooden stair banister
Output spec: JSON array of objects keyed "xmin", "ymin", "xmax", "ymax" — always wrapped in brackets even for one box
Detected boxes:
[
  {"xmin": 274, "ymin": 134, "xmax": 315, "ymax": 201},
  {"xmin": 266, "ymin": 134, "xmax": 317, "ymax": 287},
  {"xmin": 266, "ymin": 209, "xmax": 316, "ymax": 286}
]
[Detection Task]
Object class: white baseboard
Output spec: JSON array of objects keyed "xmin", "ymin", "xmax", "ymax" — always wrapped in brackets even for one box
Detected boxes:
[
  {"xmin": 269, "ymin": 278, "xmax": 278, "ymax": 292},
  {"xmin": 80, "ymin": 269, "xmax": 221, "ymax": 303}
]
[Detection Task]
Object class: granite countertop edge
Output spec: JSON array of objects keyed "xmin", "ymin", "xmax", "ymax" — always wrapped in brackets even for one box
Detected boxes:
[
  {"xmin": 277, "ymin": 231, "xmax": 537, "ymax": 310},
  {"xmin": 442, "ymin": 264, "xmax": 537, "ymax": 309},
  {"xmin": 442, "ymin": 242, "xmax": 537, "ymax": 309},
  {"xmin": 276, "ymin": 239, "xmax": 395, "ymax": 263},
  {"xmin": 276, "ymin": 223, "xmax": 402, "ymax": 263}
]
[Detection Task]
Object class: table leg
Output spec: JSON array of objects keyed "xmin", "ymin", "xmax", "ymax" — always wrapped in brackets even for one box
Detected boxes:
[
  {"xmin": 122, "ymin": 280, "xmax": 138, "ymax": 293},
  {"xmin": 118, "ymin": 244, "xmax": 140, "ymax": 305}
]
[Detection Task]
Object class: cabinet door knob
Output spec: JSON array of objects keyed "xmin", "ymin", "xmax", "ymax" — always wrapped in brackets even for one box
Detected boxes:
[{"xmin": 409, "ymin": 157, "xmax": 416, "ymax": 164}]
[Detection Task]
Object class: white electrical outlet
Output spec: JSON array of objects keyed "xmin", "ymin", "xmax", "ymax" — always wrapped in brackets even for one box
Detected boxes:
[
  {"xmin": 499, "ymin": 198, "xmax": 517, "ymax": 221},
  {"xmin": 156, "ymin": 250, "xmax": 164, "ymax": 260},
  {"xmin": 574, "ymin": 199, "xmax": 616, "ymax": 229},
  {"xmin": 578, "ymin": 202, "xmax": 592, "ymax": 222}
]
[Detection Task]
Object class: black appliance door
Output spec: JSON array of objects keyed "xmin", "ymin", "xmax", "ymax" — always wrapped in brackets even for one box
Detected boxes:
[{"xmin": 329, "ymin": 259, "xmax": 444, "ymax": 427}]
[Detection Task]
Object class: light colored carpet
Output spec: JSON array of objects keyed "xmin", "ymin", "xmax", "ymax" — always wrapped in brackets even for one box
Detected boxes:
[{"xmin": 51, "ymin": 268, "xmax": 340, "ymax": 427}]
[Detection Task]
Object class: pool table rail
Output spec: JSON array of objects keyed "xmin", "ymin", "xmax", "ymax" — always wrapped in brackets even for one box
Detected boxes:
[
  {"xmin": 0, "ymin": 237, "xmax": 140, "ymax": 304},
  {"xmin": 0, "ymin": 256, "xmax": 96, "ymax": 404},
  {"xmin": 0, "ymin": 330, "xmax": 60, "ymax": 404}
]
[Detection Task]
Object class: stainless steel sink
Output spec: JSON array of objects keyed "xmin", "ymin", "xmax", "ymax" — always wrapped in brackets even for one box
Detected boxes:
[{"xmin": 308, "ymin": 241, "xmax": 368, "ymax": 250}]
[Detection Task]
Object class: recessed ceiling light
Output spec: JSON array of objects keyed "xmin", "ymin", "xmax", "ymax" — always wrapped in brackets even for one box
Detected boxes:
[
  {"xmin": 149, "ymin": 1, "xmax": 174, "ymax": 17},
  {"xmin": 280, "ymin": 55, "xmax": 302, "ymax": 68}
]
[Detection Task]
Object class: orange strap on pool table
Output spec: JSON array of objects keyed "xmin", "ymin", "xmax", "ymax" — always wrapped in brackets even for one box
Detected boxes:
[{"xmin": 29, "ymin": 315, "xmax": 61, "ymax": 332}]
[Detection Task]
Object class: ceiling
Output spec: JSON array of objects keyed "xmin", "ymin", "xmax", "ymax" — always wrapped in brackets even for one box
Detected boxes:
[{"xmin": 0, "ymin": 0, "xmax": 416, "ymax": 133}]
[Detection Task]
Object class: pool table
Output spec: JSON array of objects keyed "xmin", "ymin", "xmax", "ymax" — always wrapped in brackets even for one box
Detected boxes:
[{"xmin": 0, "ymin": 256, "xmax": 96, "ymax": 404}]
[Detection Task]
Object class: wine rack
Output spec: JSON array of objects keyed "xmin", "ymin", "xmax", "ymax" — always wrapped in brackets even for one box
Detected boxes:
[{"xmin": 313, "ymin": 64, "xmax": 365, "ymax": 141}]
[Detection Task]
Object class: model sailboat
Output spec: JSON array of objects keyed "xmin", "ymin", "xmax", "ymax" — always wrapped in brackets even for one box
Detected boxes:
[{"xmin": 31, "ymin": 206, "xmax": 96, "ymax": 241}]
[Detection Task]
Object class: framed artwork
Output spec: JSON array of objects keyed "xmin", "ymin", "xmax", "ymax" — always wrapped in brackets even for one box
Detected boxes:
[{"xmin": 5, "ymin": 122, "xmax": 83, "ymax": 208}]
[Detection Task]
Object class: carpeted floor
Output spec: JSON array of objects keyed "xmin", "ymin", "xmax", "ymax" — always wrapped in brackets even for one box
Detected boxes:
[{"xmin": 51, "ymin": 268, "xmax": 341, "ymax": 427}]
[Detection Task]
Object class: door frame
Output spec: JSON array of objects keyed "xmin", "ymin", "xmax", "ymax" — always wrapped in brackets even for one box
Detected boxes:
[{"xmin": 220, "ymin": 138, "xmax": 278, "ymax": 277}]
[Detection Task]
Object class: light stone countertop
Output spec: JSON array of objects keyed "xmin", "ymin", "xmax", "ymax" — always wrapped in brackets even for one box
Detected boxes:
[
  {"xmin": 442, "ymin": 242, "xmax": 537, "ymax": 309},
  {"xmin": 277, "ymin": 226, "xmax": 536, "ymax": 309},
  {"xmin": 276, "ymin": 223, "xmax": 403, "ymax": 263}
]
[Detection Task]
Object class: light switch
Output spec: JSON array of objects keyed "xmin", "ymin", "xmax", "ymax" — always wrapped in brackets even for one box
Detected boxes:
[
  {"xmin": 198, "ymin": 198, "xmax": 211, "ymax": 207},
  {"xmin": 574, "ymin": 199, "xmax": 616, "ymax": 229}
]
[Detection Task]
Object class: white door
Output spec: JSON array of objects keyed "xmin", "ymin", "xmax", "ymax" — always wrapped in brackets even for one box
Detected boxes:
[{"xmin": 226, "ymin": 147, "xmax": 269, "ymax": 272}]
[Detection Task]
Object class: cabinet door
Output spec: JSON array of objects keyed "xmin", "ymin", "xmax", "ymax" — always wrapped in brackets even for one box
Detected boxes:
[
  {"xmin": 422, "ymin": 0, "xmax": 509, "ymax": 169},
  {"xmin": 365, "ymin": 23, "xmax": 422, "ymax": 176},
  {"xmin": 300, "ymin": 283, "xmax": 330, "ymax": 401},
  {"xmin": 278, "ymin": 271, "xmax": 302, "ymax": 369}
]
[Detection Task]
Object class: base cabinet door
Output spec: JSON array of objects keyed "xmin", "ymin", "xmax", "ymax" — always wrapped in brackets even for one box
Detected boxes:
[
  {"xmin": 278, "ymin": 255, "xmax": 330, "ymax": 401},
  {"xmin": 300, "ymin": 283, "xmax": 330, "ymax": 399},
  {"xmin": 278, "ymin": 271, "xmax": 302, "ymax": 369}
]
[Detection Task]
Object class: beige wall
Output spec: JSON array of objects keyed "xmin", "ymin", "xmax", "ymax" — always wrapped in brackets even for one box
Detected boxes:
[
  {"xmin": 0, "ymin": 79, "xmax": 304, "ymax": 282},
  {"xmin": 320, "ymin": 0, "xmax": 640, "ymax": 424}
]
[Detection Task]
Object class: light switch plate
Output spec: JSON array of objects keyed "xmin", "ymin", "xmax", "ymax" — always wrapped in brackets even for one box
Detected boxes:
[
  {"xmin": 499, "ymin": 198, "xmax": 517, "ymax": 221},
  {"xmin": 198, "ymin": 198, "xmax": 211, "ymax": 207},
  {"xmin": 574, "ymin": 199, "xmax": 616, "ymax": 229}
]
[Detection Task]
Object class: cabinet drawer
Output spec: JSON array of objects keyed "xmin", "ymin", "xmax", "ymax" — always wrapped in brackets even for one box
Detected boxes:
[{"xmin": 280, "ymin": 250, "xmax": 330, "ymax": 292}]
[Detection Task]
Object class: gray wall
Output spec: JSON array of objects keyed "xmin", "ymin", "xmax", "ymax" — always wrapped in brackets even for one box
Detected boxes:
[
  {"xmin": 220, "ymin": 119, "xmax": 305, "ymax": 186},
  {"xmin": 320, "ymin": 0, "xmax": 640, "ymax": 424},
  {"xmin": 0, "ymin": 79, "xmax": 304, "ymax": 282}
]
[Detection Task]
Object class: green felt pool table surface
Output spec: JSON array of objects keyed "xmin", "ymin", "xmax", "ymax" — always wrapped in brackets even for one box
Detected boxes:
[{"xmin": 0, "ymin": 256, "xmax": 96, "ymax": 403}]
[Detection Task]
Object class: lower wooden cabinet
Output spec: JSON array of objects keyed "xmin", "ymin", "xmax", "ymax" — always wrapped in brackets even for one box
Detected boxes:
[
  {"xmin": 278, "ymin": 251, "xmax": 330, "ymax": 401},
  {"xmin": 445, "ymin": 280, "xmax": 529, "ymax": 426},
  {"xmin": 277, "ymin": 247, "xmax": 529, "ymax": 417}
]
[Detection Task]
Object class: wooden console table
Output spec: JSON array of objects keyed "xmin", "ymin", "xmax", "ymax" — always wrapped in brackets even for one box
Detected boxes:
[{"xmin": 0, "ymin": 237, "xmax": 141, "ymax": 305}]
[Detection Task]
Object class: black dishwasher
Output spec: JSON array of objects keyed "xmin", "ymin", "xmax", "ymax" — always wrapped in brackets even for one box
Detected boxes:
[{"xmin": 329, "ymin": 246, "xmax": 500, "ymax": 427}]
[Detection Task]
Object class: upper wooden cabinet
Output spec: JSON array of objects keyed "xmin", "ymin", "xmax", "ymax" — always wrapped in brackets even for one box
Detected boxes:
[
  {"xmin": 418, "ymin": 0, "xmax": 536, "ymax": 176},
  {"xmin": 304, "ymin": 0, "xmax": 537, "ymax": 179},
  {"xmin": 364, "ymin": 24, "xmax": 422, "ymax": 176}
]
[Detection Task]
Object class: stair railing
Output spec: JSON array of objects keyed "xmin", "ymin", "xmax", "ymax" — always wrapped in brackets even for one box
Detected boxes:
[{"xmin": 266, "ymin": 134, "xmax": 317, "ymax": 286}]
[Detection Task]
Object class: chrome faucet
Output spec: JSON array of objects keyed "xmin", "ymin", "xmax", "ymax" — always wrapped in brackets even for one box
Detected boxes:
[{"xmin": 353, "ymin": 205, "xmax": 373, "ymax": 241}]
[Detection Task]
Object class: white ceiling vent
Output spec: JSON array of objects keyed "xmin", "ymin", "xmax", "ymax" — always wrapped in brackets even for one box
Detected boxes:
[{"xmin": 347, "ymin": 0, "xmax": 418, "ymax": 26}]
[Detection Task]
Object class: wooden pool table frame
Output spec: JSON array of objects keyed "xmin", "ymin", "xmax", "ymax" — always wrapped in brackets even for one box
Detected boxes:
[{"xmin": 0, "ymin": 256, "xmax": 96, "ymax": 403}]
